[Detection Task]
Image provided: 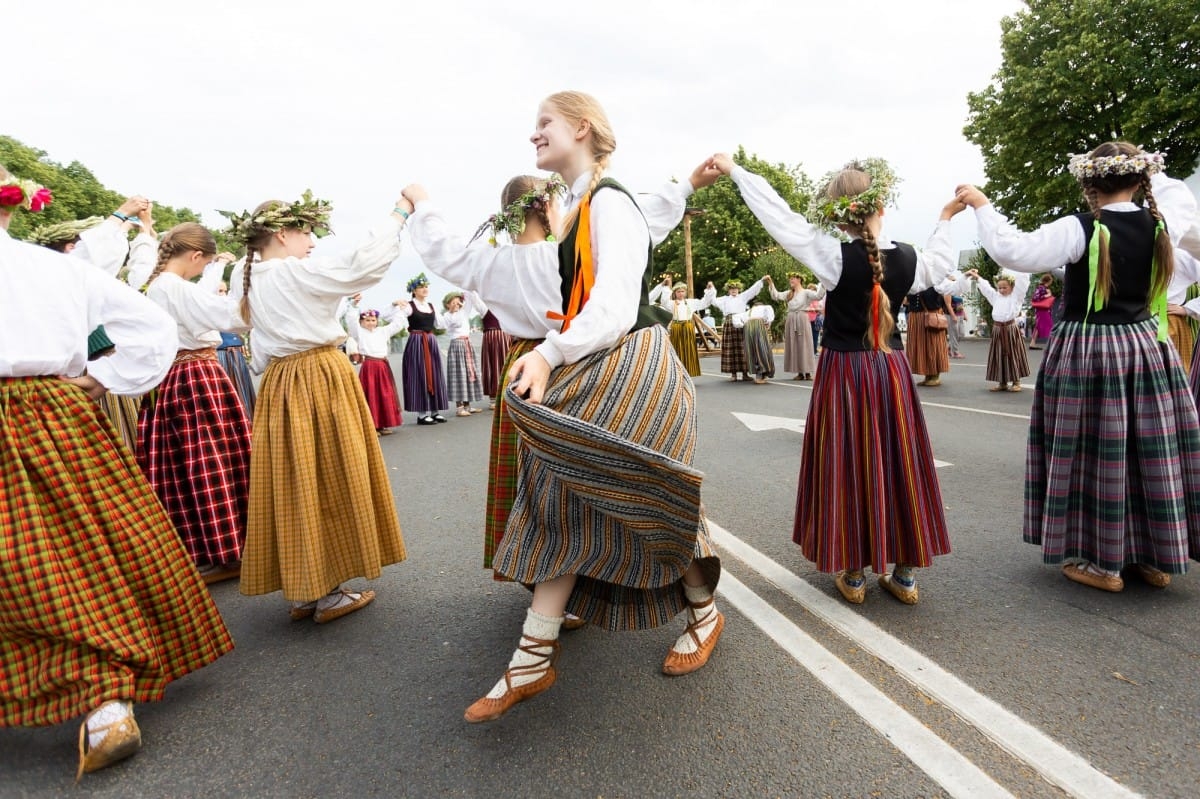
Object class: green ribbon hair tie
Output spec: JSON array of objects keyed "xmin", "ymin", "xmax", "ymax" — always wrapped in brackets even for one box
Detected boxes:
[
  {"xmin": 1149, "ymin": 220, "xmax": 1169, "ymax": 343},
  {"xmin": 1085, "ymin": 219, "xmax": 1169, "ymax": 342}
]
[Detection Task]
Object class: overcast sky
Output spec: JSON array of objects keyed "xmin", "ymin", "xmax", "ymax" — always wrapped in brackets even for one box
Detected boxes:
[{"xmin": 9, "ymin": 0, "xmax": 1029, "ymax": 307}]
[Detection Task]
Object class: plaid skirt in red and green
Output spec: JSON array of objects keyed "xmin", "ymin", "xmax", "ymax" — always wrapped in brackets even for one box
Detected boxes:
[
  {"xmin": 136, "ymin": 353, "xmax": 251, "ymax": 567},
  {"xmin": 0, "ymin": 377, "xmax": 233, "ymax": 727},
  {"xmin": 483, "ymin": 338, "xmax": 539, "ymax": 571},
  {"xmin": 1026, "ymin": 319, "xmax": 1200, "ymax": 572}
]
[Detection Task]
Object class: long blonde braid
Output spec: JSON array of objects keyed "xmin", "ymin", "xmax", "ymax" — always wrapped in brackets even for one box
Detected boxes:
[
  {"xmin": 239, "ymin": 247, "xmax": 257, "ymax": 325},
  {"xmin": 1140, "ymin": 173, "xmax": 1174, "ymax": 299},
  {"xmin": 859, "ymin": 225, "xmax": 895, "ymax": 351}
]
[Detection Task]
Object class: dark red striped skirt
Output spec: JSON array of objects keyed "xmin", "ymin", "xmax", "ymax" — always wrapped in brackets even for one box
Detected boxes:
[
  {"xmin": 136, "ymin": 353, "xmax": 251, "ymax": 567},
  {"xmin": 794, "ymin": 349, "xmax": 951, "ymax": 573},
  {"xmin": 481, "ymin": 328, "xmax": 513, "ymax": 398}
]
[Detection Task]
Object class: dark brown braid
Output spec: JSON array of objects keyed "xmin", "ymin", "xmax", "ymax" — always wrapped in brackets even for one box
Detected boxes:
[
  {"xmin": 239, "ymin": 247, "xmax": 257, "ymax": 325},
  {"xmin": 1140, "ymin": 173, "xmax": 1175, "ymax": 298}
]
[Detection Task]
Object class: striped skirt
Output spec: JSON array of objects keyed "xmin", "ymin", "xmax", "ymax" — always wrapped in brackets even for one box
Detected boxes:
[
  {"xmin": 985, "ymin": 320, "xmax": 1031, "ymax": 384},
  {"xmin": 483, "ymin": 339, "xmax": 539, "ymax": 570},
  {"xmin": 446, "ymin": 337, "xmax": 484, "ymax": 404},
  {"xmin": 794, "ymin": 349, "xmax": 951, "ymax": 573},
  {"xmin": 743, "ymin": 318, "xmax": 775, "ymax": 378},
  {"xmin": 668, "ymin": 318, "xmax": 701, "ymax": 377},
  {"xmin": 1025, "ymin": 319, "xmax": 1200, "ymax": 573},
  {"xmin": 401, "ymin": 331, "xmax": 448, "ymax": 414},
  {"xmin": 1, "ymin": 377, "xmax": 233, "ymax": 727},
  {"xmin": 493, "ymin": 326, "xmax": 720, "ymax": 631},
  {"xmin": 217, "ymin": 338, "xmax": 256, "ymax": 418},
  {"xmin": 720, "ymin": 320, "xmax": 747, "ymax": 375},
  {"xmin": 905, "ymin": 311, "xmax": 949, "ymax": 376},
  {"xmin": 782, "ymin": 308, "xmax": 816, "ymax": 375},
  {"xmin": 95, "ymin": 391, "xmax": 141, "ymax": 454},
  {"xmin": 359, "ymin": 356, "xmax": 402, "ymax": 429},
  {"xmin": 241, "ymin": 347, "xmax": 406, "ymax": 601},
  {"xmin": 481, "ymin": 328, "xmax": 513, "ymax": 398},
  {"xmin": 1169, "ymin": 314, "xmax": 1194, "ymax": 376},
  {"xmin": 136, "ymin": 353, "xmax": 251, "ymax": 567}
]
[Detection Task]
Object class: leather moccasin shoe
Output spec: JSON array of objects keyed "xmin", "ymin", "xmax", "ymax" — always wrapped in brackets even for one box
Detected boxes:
[
  {"xmin": 879, "ymin": 573, "xmax": 919, "ymax": 605},
  {"xmin": 834, "ymin": 571, "xmax": 866, "ymax": 604},
  {"xmin": 662, "ymin": 604, "xmax": 724, "ymax": 676},
  {"xmin": 77, "ymin": 703, "xmax": 141, "ymax": 781},
  {"xmin": 314, "ymin": 589, "xmax": 376, "ymax": 623},
  {"xmin": 1062, "ymin": 562, "xmax": 1123, "ymax": 592},
  {"xmin": 464, "ymin": 638, "xmax": 559, "ymax": 723},
  {"xmin": 1131, "ymin": 563, "xmax": 1171, "ymax": 588}
]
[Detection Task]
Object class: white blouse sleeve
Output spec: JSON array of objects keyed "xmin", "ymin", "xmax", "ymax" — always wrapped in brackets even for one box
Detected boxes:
[
  {"xmin": 973, "ymin": 204, "xmax": 1084, "ymax": 273},
  {"xmin": 124, "ymin": 232, "xmax": 159, "ymax": 290},
  {"xmin": 81, "ymin": 266, "xmax": 179, "ymax": 395},
  {"xmin": 289, "ymin": 218, "xmax": 404, "ymax": 296},
  {"xmin": 730, "ymin": 165, "xmax": 844, "ymax": 289},
  {"xmin": 974, "ymin": 277, "xmax": 1000, "ymax": 305},
  {"xmin": 906, "ymin": 221, "xmax": 959, "ymax": 293},
  {"xmin": 535, "ymin": 187, "xmax": 648, "ymax": 369},
  {"xmin": 637, "ymin": 179, "xmax": 693, "ymax": 247},
  {"xmin": 74, "ymin": 219, "xmax": 130, "ymax": 276}
]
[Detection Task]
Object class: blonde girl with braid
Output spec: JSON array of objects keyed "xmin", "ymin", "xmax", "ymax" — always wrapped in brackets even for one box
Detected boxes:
[
  {"xmin": 958, "ymin": 141, "xmax": 1200, "ymax": 593},
  {"xmin": 712, "ymin": 153, "xmax": 966, "ymax": 606},
  {"xmin": 137, "ymin": 223, "xmax": 252, "ymax": 584},
  {"xmin": 224, "ymin": 191, "xmax": 411, "ymax": 623},
  {"xmin": 405, "ymin": 91, "xmax": 725, "ymax": 722}
]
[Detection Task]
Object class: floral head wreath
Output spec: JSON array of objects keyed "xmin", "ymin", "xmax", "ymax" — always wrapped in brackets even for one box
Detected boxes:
[
  {"xmin": 724, "ymin": 279, "xmax": 744, "ymax": 291},
  {"xmin": 442, "ymin": 291, "xmax": 464, "ymax": 309},
  {"xmin": 472, "ymin": 175, "xmax": 567, "ymax": 246},
  {"xmin": 1067, "ymin": 148, "xmax": 1165, "ymax": 182},
  {"xmin": 27, "ymin": 216, "xmax": 103, "ymax": 247},
  {"xmin": 672, "ymin": 282, "xmax": 688, "ymax": 294},
  {"xmin": 406, "ymin": 273, "xmax": 430, "ymax": 293},
  {"xmin": 785, "ymin": 271, "xmax": 803, "ymax": 280},
  {"xmin": 0, "ymin": 174, "xmax": 53, "ymax": 213},
  {"xmin": 811, "ymin": 158, "xmax": 899, "ymax": 229},
  {"xmin": 219, "ymin": 189, "xmax": 334, "ymax": 246},
  {"xmin": 359, "ymin": 309, "xmax": 380, "ymax": 320}
]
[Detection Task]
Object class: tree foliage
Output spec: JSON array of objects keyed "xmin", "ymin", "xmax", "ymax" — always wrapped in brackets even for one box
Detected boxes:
[
  {"xmin": 0, "ymin": 135, "xmax": 228, "ymax": 248},
  {"xmin": 964, "ymin": 0, "xmax": 1200, "ymax": 230},
  {"xmin": 654, "ymin": 146, "xmax": 815, "ymax": 293}
]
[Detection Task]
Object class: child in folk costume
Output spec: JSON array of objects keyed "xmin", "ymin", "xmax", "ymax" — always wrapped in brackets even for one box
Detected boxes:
[
  {"xmin": 1029, "ymin": 274, "xmax": 1055, "ymax": 349},
  {"xmin": 442, "ymin": 290, "xmax": 485, "ymax": 416},
  {"xmin": 905, "ymin": 285, "xmax": 952, "ymax": 386},
  {"xmin": 344, "ymin": 299, "xmax": 406, "ymax": 434},
  {"xmin": 957, "ymin": 141, "xmax": 1200, "ymax": 592},
  {"xmin": 404, "ymin": 91, "xmax": 725, "ymax": 722},
  {"xmin": 742, "ymin": 300, "xmax": 776, "ymax": 383},
  {"xmin": 767, "ymin": 272, "xmax": 824, "ymax": 380},
  {"xmin": 713, "ymin": 153, "xmax": 966, "ymax": 605},
  {"xmin": 965, "ymin": 269, "xmax": 1031, "ymax": 392},
  {"xmin": 0, "ymin": 167, "xmax": 233, "ymax": 778},
  {"xmin": 648, "ymin": 275, "xmax": 717, "ymax": 377},
  {"xmin": 138, "ymin": 224, "xmax": 253, "ymax": 585},
  {"xmin": 479, "ymin": 302, "xmax": 512, "ymax": 409},
  {"xmin": 395, "ymin": 273, "xmax": 449, "ymax": 426},
  {"xmin": 225, "ymin": 191, "xmax": 408, "ymax": 622},
  {"xmin": 712, "ymin": 277, "xmax": 766, "ymax": 381}
]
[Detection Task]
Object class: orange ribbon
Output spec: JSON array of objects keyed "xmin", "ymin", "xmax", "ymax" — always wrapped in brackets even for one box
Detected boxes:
[{"xmin": 545, "ymin": 191, "xmax": 595, "ymax": 332}]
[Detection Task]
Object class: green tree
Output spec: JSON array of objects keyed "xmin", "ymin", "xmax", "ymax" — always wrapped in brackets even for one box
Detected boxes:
[
  {"xmin": 0, "ymin": 135, "xmax": 222, "ymax": 246},
  {"xmin": 653, "ymin": 146, "xmax": 815, "ymax": 296},
  {"xmin": 964, "ymin": 0, "xmax": 1200, "ymax": 230}
]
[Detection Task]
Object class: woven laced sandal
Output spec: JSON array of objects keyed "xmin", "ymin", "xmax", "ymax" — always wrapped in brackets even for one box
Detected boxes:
[
  {"xmin": 77, "ymin": 702, "xmax": 141, "ymax": 781},
  {"xmin": 464, "ymin": 637, "xmax": 560, "ymax": 723},
  {"xmin": 289, "ymin": 600, "xmax": 318, "ymax": 621},
  {"xmin": 1062, "ymin": 562, "xmax": 1123, "ymax": 592},
  {"xmin": 834, "ymin": 571, "xmax": 866, "ymax": 604},
  {"xmin": 313, "ymin": 589, "xmax": 376, "ymax": 623},
  {"xmin": 662, "ymin": 597, "xmax": 725, "ymax": 676},
  {"xmin": 879, "ymin": 572, "xmax": 920, "ymax": 605},
  {"xmin": 561, "ymin": 614, "xmax": 588, "ymax": 631}
]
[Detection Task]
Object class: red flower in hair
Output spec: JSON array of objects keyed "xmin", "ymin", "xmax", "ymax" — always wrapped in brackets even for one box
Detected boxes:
[
  {"xmin": 0, "ymin": 185, "xmax": 24, "ymax": 207},
  {"xmin": 30, "ymin": 188, "xmax": 53, "ymax": 212}
]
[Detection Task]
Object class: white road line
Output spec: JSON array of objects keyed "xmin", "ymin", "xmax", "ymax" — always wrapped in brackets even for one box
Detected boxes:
[
  {"xmin": 717, "ymin": 572, "xmax": 1015, "ymax": 799},
  {"xmin": 709, "ymin": 522, "xmax": 1143, "ymax": 799}
]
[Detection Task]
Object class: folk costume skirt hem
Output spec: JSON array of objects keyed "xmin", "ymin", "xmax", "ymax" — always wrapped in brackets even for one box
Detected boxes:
[
  {"xmin": 743, "ymin": 319, "xmax": 774, "ymax": 378},
  {"xmin": 905, "ymin": 311, "xmax": 949, "ymax": 376},
  {"xmin": 668, "ymin": 319, "xmax": 701, "ymax": 377},
  {"xmin": 1025, "ymin": 320, "xmax": 1200, "ymax": 573},
  {"xmin": 359, "ymin": 356, "xmax": 403, "ymax": 429},
  {"xmin": 719, "ymin": 320, "xmax": 747, "ymax": 375},
  {"xmin": 446, "ymin": 337, "xmax": 484, "ymax": 404},
  {"xmin": 401, "ymin": 330, "xmax": 448, "ymax": 414},
  {"xmin": 793, "ymin": 349, "xmax": 951, "ymax": 573},
  {"xmin": 217, "ymin": 341, "xmax": 256, "ymax": 418},
  {"xmin": 783, "ymin": 308, "xmax": 816, "ymax": 374},
  {"xmin": 481, "ymin": 328, "xmax": 513, "ymax": 398},
  {"xmin": 0, "ymin": 377, "xmax": 233, "ymax": 727},
  {"xmin": 241, "ymin": 347, "xmax": 405, "ymax": 602},
  {"xmin": 483, "ymin": 339, "xmax": 538, "ymax": 571},
  {"xmin": 492, "ymin": 326, "xmax": 720, "ymax": 631},
  {"xmin": 985, "ymin": 320, "xmax": 1031, "ymax": 383}
]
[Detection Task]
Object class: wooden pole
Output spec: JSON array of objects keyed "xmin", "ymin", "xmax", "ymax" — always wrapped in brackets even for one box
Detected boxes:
[{"xmin": 683, "ymin": 212, "xmax": 695, "ymax": 298}]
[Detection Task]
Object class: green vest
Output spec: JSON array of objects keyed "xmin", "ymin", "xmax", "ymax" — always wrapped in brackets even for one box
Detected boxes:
[{"xmin": 557, "ymin": 177, "xmax": 671, "ymax": 333}]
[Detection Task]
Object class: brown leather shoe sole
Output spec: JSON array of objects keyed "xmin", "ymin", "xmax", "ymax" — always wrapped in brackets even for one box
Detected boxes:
[
  {"xmin": 662, "ymin": 611, "xmax": 725, "ymax": 676},
  {"xmin": 1132, "ymin": 564, "xmax": 1171, "ymax": 588},
  {"xmin": 77, "ymin": 709, "xmax": 141, "ymax": 781},
  {"xmin": 464, "ymin": 667, "xmax": 557, "ymax": 723},
  {"xmin": 314, "ymin": 589, "xmax": 376, "ymax": 623}
]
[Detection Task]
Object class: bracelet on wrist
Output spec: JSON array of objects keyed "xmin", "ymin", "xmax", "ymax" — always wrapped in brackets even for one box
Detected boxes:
[
  {"xmin": 393, "ymin": 207, "xmax": 410, "ymax": 220},
  {"xmin": 112, "ymin": 211, "xmax": 130, "ymax": 222}
]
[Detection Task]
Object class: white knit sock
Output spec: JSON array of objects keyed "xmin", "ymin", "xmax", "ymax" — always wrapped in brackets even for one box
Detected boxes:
[
  {"xmin": 485, "ymin": 608, "xmax": 562, "ymax": 699},
  {"xmin": 87, "ymin": 701, "xmax": 133, "ymax": 749},
  {"xmin": 671, "ymin": 584, "xmax": 718, "ymax": 655}
]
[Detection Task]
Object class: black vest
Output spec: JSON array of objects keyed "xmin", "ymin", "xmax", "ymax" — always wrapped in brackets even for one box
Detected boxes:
[
  {"xmin": 557, "ymin": 178, "xmax": 670, "ymax": 334},
  {"xmin": 1062, "ymin": 209, "xmax": 1158, "ymax": 324},
  {"xmin": 822, "ymin": 241, "xmax": 918, "ymax": 353},
  {"xmin": 408, "ymin": 303, "xmax": 437, "ymax": 333}
]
